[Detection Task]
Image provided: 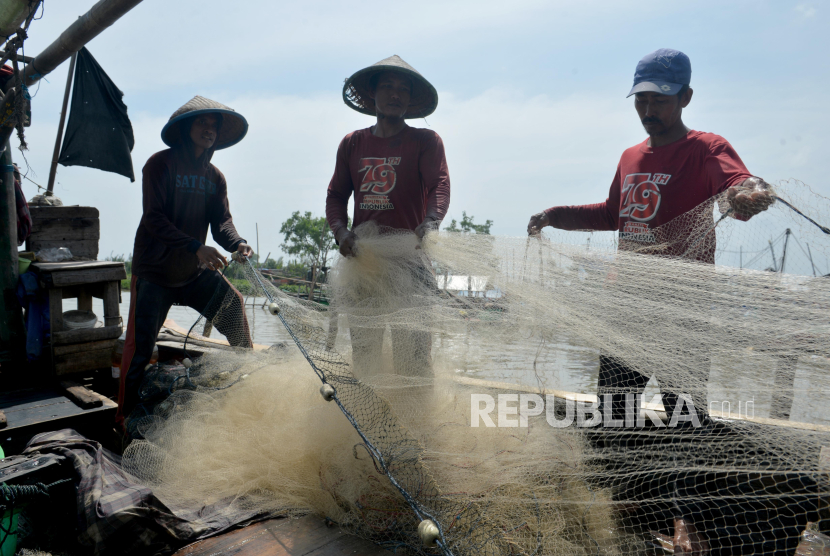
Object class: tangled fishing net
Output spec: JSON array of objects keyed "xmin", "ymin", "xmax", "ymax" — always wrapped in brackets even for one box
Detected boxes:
[{"xmin": 122, "ymin": 180, "xmax": 830, "ymax": 555}]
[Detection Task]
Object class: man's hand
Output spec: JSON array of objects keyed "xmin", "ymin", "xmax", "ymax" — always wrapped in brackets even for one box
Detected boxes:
[
  {"xmin": 197, "ymin": 245, "xmax": 228, "ymax": 271},
  {"xmin": 414, "ymin": 216, "xmax": 440, "ymax": 240},
  {"xmin": 673, "ymin": 517, "xmax": 709, "ymax": 555},
  {"xmin": 727, "ymin": 177, "xmax": 775, "ymax": 219},
  {"xmin": 527, "ymin": 212, "xmax": 550, "ymax": 236},
  {"xmin": 237, "ymin": 242, "xmax": 254, "ymax": 259},
  {"xmin": 336, "ymin": 228, "xmax": 358, "ymax": 258}
]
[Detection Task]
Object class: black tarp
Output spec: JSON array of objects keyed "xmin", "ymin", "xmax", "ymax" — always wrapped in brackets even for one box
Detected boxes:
[{"xmin": 58, "ymin": 47, "xmax": 135, "ymax": 181}]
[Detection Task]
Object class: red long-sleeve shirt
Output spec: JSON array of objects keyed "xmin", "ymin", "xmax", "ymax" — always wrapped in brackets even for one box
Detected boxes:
[
  {"xmin": 132, "ymin": 149, "xmax": 245, "ymax": 287},
  {"xmin": 545, "ymin": 131, "xmax": 752, "ymax": 262},
  {"xmin": 325, "ymin": 126, "xmax": 450, "ymax": 235}
]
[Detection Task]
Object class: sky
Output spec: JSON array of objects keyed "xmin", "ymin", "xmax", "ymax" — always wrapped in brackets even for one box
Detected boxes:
[{"xmin": 13, "ymin": 0, "xmax": 830, "ymax": 263}]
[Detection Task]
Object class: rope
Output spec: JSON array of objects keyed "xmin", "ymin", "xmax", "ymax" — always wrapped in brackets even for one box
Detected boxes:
[
  {"xmin": 773, "ymin": 195, "xmax": 830, "ymax": 235},
  {"xmin": 1, "ymin": 477, "xmax": 72, "ymax": 549}
]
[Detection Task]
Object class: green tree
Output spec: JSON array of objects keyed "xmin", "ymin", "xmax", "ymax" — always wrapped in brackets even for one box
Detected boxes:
[
  {"xmin": 280, "ymin": 211, "xmax": 336, "ymax": 301},
  {"xmin": 444, "ymin": 212, "xmax": 493, "ymax": 235},
  {"xmin": 263, "ymin": 256, "xmax": 284, "ymax": 269}
]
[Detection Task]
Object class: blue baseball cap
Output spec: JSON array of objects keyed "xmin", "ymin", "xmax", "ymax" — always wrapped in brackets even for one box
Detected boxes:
[{"xmin": 627, "ymin": 48, "xmax": 691, "ymax": 97}]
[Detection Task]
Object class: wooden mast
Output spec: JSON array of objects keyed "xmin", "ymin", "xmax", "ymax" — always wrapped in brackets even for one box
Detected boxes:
[{"xmin": 46, "ymin": 51, "xmax": 77, "ymax": 194}]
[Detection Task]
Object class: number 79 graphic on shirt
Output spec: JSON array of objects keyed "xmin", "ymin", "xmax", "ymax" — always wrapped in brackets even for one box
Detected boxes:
[
  {"xmin": 359, "ymin": 157, "xmax": 399, "ymax": 194},
  {"xmin": 619, "ymin": 173, "xmax": 664, "ymax": 222}
]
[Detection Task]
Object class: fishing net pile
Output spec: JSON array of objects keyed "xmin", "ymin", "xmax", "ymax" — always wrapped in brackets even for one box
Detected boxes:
[{"xmin": 122, "ymin": 180, "xmax": 830, "ymax": 555}]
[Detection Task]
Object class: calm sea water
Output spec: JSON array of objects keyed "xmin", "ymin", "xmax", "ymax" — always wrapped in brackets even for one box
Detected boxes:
[{"xmin": 74, "ymin": 292, "xmax": 830, "ymax": 426}]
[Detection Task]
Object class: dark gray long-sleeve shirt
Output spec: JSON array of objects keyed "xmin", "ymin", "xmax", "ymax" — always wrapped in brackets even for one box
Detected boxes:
[{"xmin": 131, "ymin": 148, "xmax": 245, "ymax": 287}]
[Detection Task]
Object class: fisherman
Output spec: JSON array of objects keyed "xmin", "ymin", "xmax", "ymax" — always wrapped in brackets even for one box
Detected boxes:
[
  {"xmin": 526, "ymin": 49, "xmax": 774, "ymax": 555},
  {"xmin": 326, "ymin": 55, "xmax": 450, "ymax": 378},
  {"xmin": 117, "ymin": 96, "xmax": 254, "ymax": 433}
]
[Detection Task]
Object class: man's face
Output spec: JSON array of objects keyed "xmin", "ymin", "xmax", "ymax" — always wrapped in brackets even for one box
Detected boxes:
[
  {"xmin": 370, "ymin": 72, "xmax": 412, "ymax": 119},
  {"xmin": 634, "ymin": 90, "xmax": 690, "ymax": 136},
  {"xmin": 189, "ymin": 114, "xmax": 219, "ymax": 151}
]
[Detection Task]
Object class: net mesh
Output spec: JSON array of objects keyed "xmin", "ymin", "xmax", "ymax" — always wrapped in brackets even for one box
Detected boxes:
[{"xmin": 122, "ymin": 180, "xmax": 830, "ymax": 555}]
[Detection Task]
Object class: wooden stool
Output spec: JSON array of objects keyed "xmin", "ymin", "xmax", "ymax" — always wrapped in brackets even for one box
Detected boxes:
[{"xmin": 32, "ymin": 261, "xmax": 126, "ymax": 375}]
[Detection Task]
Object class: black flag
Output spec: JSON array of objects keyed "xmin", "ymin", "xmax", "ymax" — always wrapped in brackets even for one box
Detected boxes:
[{"xmin": 58, "ymin": 47, "xmax": 135, "ymax": 181}]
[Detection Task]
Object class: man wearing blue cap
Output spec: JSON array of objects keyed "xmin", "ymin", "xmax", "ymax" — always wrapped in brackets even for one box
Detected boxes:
[
  {"xmin": 527, "ymin": 49, "xmax": 776, "ymax": 554},
  {"xmin": 528, "ymin": 48, "xmax": 773, "ymax": 242},
  {"xmin": 117, "ymin": 96, "xmax": 254, "ymax": 433}
]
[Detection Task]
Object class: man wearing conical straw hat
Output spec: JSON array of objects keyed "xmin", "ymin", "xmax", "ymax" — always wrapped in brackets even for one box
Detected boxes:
[
  {"xmin": 117, "ymin": 96, "xmax": 254, "ymax": 434},
  {"xmin": 326, "ymin": 55, "xmax": 450, "ymax": 378}
]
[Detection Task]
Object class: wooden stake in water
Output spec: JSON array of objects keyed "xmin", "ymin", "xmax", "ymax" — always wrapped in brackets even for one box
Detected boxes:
[{"xmin": 807, "ymin": 244, "xmax": 817, "ymax": 277}]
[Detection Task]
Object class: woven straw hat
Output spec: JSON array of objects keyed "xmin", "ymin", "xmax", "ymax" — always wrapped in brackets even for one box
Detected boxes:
[
  {"xmin": 161, "ymin": 96, "xmax": 248, "ymax": 150},
  {"xmin": 342, "ymin": 55, "xmax": 438, "ymax": 119}
]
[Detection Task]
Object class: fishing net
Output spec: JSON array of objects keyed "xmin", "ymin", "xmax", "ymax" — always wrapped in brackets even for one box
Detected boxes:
[{"xmin": 122, "ymin": 180, "xmax": 830, "ymax": 555}]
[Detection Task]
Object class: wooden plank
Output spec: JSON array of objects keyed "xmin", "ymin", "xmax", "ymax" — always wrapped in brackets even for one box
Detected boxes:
[
  {"xmin": 102, "ymin": 281, "xmax": 121, "ymax": 327},
  {"xmin": 30, "ymin": 216, "xmax": 99, "ymax": 234},
  {"xmin": 28, "ymin": 206, "xmax": 99, "ymax": 219},
  {"xmin": 819, "ymin": 447, "xmax": 830, "ymax": 532},
  {"xmin": 172, "ymin": 516, "xmax": 389, "ymax": 556},
  {"xmin": 53, "ymin": 339, "xmax": 117, "ymax": 356},
  {"xmin": 161, "ymin": 319, "xmax": 270, "ymax": 351},
  {"xmin": 33, "ymin": 261, "xmax": 123, "ymax": 272},
  {"xmin": 0, "ymin": 388, "xmax": 66, "ymax": 411},
  {"xmin": 77, "ymin": 290, "xmax": 93, "ymax": 312},
  {"xmin": 48, "ymin": 289, "xmax": 64, "ymax": 333},
  {"xmin": 52, "ymin": 324, "xmax": 122, "ymax": 346},
  {"xmin": 54, "ymin": 347, "xmax": 113, "ymax": 375},
  {"xmin": 49, "ymin": 268, "xmax": 126, "ymax": 287},
  {"xmin": 31, "ymin": 226, "xmax": 100, "ymax": 242},
  {"xmin": 0, "ymin": 387, "xmax": 116, "ymax": 438},
  {"xmin": 59, "ymin": 381, "xmax": 103, "ymax": 409}
]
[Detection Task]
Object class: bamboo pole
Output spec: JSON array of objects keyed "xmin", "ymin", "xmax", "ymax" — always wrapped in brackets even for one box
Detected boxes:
[
  {"xmin": 807, "ymin": 244, "xmax": 817, "ymax": 277},
  {"xmin": 780, "ymin": 228, "xmax": 792, "ymax": 274},
  {"xmin": 46, "ymin": 51, "xmax": 77, "ymax": 194},
  {"xmin": 0, "ymin": 140, "xmax": 24, "ymax": 363},
  {"xmin": 23, "ymin": 0, "xmax": 144, "ymax": 87}
]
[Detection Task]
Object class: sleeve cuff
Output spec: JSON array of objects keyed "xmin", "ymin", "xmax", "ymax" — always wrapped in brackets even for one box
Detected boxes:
[{"xmin": 186, "ymin": 239, "xmax": 202, "ymax": 254}]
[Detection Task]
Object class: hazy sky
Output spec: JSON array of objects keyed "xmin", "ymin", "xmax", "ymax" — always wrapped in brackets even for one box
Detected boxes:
[{"xmin": 14, "ymin": 0, "xmax": 829, "ymax": 261}]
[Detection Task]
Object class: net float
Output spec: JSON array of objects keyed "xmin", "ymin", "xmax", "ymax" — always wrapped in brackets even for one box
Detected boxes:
[
  {"xmin": 319, "ymin": 383, "xmax": 335, "ymax": 401},
  {"xmin": 418, "ymin": 519, "xmax": 439, "ymax": 547}
]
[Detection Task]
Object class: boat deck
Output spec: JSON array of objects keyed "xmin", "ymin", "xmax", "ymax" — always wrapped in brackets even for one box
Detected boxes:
[{"xmin": 172, "ymin": 516, "xmax": 389, "ymax": 556}]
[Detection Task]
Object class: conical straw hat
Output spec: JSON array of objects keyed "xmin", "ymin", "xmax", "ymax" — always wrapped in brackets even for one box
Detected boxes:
[
  {"xmin": 342, "ymin": 55, "xmax": 438, "ymax": 119},
  {"xmin": 161, "ymin": 96, "xmax": 248, "ymax": 150}
]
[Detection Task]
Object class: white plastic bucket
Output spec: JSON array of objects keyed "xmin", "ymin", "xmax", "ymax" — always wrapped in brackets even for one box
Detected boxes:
[{"xmin": 63, "ymin": 310, "xmax": 98, "ymax": 330}]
